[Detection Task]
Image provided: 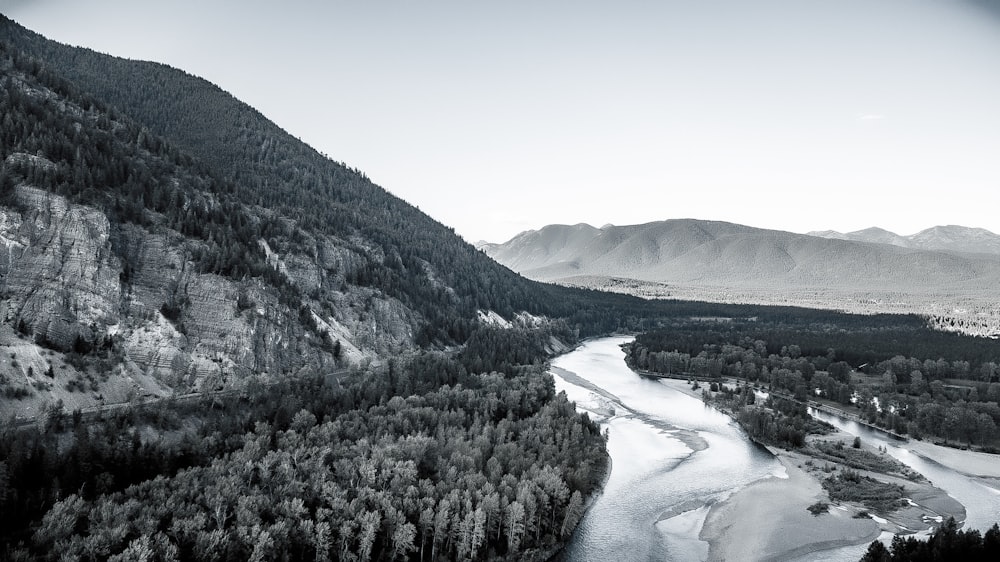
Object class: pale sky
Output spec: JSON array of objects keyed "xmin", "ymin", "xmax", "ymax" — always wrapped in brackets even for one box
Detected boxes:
[{"xmin": 5, "ymin": 0, "xmax": 1000, "ymax": 243}]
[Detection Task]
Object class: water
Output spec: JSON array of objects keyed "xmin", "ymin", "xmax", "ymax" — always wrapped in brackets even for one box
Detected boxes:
[
  {"xmin": 552, "ymin": 337, "xmax": 781, "ymax": 561},
  {"xmin": 554, "ymin": 336, "xmax": 1000, "ymax": 562}
]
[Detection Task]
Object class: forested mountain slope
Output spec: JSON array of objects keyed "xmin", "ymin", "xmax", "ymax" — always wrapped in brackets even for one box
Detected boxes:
[
  {"xmin": 0, "ymin": 37, "xmax": 410, "ymax": 413},
  {"xmin": 0, "ymin": 14, "xmax": 576, "ymax": 348},
  {"xmin": 0, "ymin": 15, "xmax": 635, "ymax": 413}
]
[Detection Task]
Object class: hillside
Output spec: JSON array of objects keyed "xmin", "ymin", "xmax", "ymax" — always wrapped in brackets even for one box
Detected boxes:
[
  {"xmin": 0, "ymin": 14, "xmax": 584, "ymax": 350},
  {"xmin": 0, "ymin": 37, "xmax": 414, "ymax": 415},
  {"xmin": 1, "ymin": 15, "xmax": 719, "ymax": 421},
  {"xmin": 0, "ymin": 16, "xmax": 631, "ymax": 419}
]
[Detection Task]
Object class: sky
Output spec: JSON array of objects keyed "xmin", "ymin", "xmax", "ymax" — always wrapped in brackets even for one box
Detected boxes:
[{"xmin": 5, "ymin": 0, "xmax": 1000, "ymax": 243}]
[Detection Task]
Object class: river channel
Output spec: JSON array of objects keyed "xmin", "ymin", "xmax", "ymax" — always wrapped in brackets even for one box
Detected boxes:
[{"xmin": 552, "ymin": 336, "xmax": 1000, "ymax": 561}]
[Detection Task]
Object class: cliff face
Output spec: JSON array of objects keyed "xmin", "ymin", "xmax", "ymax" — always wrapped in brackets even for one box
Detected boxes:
[{"xmin": 0, "ymin": 177, "xmax": 416, "ymax": 419}]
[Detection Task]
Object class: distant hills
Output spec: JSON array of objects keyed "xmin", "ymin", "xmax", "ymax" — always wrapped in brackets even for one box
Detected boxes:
[
  {"xmin": 480, "ymin": 219, "xmax": 1000, "ymax": 292},
  {"xmin": 807, "ymin": 225, "xmax": 1000, "ymax": 256}
]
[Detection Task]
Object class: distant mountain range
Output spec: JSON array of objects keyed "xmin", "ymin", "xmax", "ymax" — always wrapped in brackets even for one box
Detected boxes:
[
  {"xmin": 480, "ymin": 220, "xmax": 1000, "ymax": 292},
  {"xmin": 807, "ymin": 225, "xmax": 1000, "ymax": 256}
]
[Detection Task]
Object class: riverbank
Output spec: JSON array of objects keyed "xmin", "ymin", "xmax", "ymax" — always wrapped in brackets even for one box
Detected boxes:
[{"xmin": 656, "ymin": 378, "xmax": 966, "ymax": 560}]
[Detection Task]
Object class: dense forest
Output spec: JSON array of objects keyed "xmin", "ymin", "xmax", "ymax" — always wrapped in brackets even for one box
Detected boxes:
[
  {"xmin": 0, "ymin": 323, "xmax": 606, "ymax": 561},
  {"xmin": 627, "ymin": 313, "xmax": 1000, "ymax": 448}
]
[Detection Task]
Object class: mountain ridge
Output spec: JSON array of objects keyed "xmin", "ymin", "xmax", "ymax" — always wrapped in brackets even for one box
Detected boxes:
[{"xmin": 807, "ymin": 224, "xmax": 1000, "ymax": 255}]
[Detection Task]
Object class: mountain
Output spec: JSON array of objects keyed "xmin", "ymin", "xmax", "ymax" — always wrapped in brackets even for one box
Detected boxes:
[
  {"xmin": 0, "ymin": 15, "xmax": 560, "ymax": 340},
  {"xmin": 0, "ymin": 16, "xmax": 653, "ymax": 418},
  {"xmin": 483, "ymin": 219, "xmax": 1000, "ymax": 292},
  {"xmin": 808, "ymin": 225, "xmax": 1000, "ymax": 255}
]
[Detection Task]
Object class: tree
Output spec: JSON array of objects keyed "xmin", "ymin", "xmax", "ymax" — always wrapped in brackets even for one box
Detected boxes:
[
  {"xmin": 357, "ymin": 510, "xmax": 380, "ymax": 562},
  {"xmin": 505, "ymin": 501, "xmax": 526, "ymax": 554},
  {"xmin": 470, "ymin": 507, "xmax": 486, "ymax": 558},
  {"xmin": 33, "ymin": 494, "xmax": 86, "ymax": 547},
  {"xmin": 390, "ymin": 521, "xmax": 416, "ymax": 561},
  {"xmin": 561, "ymin": 491, "xmax": 584, "ymax": 538},
  {"xmin": 859, "ymin": 539, "xmax": 890, "ymax": 562},
  {"xmin": 432, "ymin": 499, "xmax": 451, "ymax": 560},
  {"xmin": 313, "ymin": 521, "xmax": 332, "ymax": 562},
  {"xmin": 418, "ymin": 507, "xmax": 434, "ymax": 562},
  {"xmin": 107, "ymin": 535, "xmax": 155, "ymax": 562},
  {"xmin": 338, "ymin": 520, "xmax": 356, "ymax": 561}
]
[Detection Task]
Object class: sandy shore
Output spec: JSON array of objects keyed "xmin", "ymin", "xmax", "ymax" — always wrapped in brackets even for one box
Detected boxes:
[
  {"xmin": 700, "ymin": 454, "xmax": 880, "ymax": 562},
  {"xmin": 660, "ymin": 379, "xmax": 881, "ymax": 560},
  {"xmin": 699, "ymin": 446, "xmax": 966, "ymax": 561}
]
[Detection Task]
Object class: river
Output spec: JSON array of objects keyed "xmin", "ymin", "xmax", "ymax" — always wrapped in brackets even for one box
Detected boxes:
[
  {"xmin": 553, "ymin": 336, "xmax": 1000, "ymax": 561},
  {"xmin": 552, "ymin": 336, "xmax": 782, "ymax": 560}
]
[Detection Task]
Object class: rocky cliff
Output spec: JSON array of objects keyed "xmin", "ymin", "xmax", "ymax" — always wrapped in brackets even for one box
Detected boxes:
[
  {"xmin": 0, "ymin": 51, "xmax": 419, "ymax": 418},
  {"xmin": 0, "ymin": 174, "xmax": 420, "ymax": 418}
]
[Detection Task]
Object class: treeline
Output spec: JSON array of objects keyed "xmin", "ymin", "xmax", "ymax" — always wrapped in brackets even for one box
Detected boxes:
[
  {"xmin": 1, "ymin": 327, "xmax": 606, "ymax": 560},
  {"xmin": 860, "ymin": 518, "xmax": 1000, "ymax": 561},
  {"xmin": 628, "ymin": 316, "xmax": 1000, "ymax": 448},
  {"xmin": 629, "ymin": 314, "xmax": 1000, "ymax": 378}
]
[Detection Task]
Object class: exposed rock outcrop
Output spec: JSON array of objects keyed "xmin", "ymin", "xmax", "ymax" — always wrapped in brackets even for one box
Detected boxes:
[{"xmin": 0, "ymin": 182, "xmax": 418, "ymax": 418}]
